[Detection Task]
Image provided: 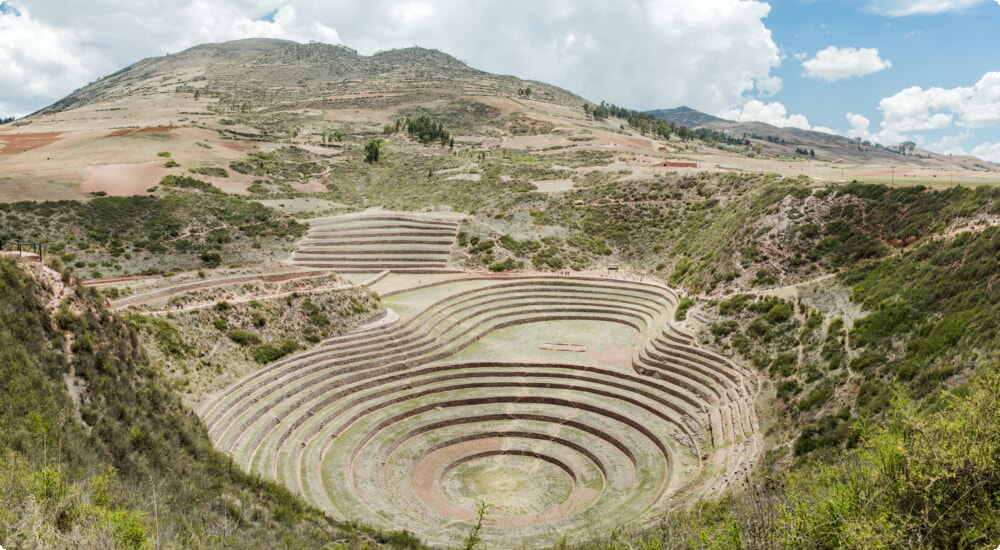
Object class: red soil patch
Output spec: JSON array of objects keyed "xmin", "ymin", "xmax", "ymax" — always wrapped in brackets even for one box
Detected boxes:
[
  {"xmin": 106, "ymin": 126, "xmax": 177, "ymax": 138},
  {"xmin": 0, "ymin": 132, "xmax": 63, "ymax": 155},
  {"xmin": 80, "ymin": 161, "xmax": 172, "ymax": 196},
  {"xmin": 219, "ymin": 141, "xmax": 259, "ymax": 153}
]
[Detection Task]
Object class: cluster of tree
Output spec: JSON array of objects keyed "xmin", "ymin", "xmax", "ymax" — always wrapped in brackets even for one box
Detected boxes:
[
  {"xmin": 794, "ymin": 147, "xmax": 816, "ymax": 158},
  {"xmin": 0, "ymin": 116, "xmax": 15, "ymax": 124},
  {"xmin": 517, "ymin": 86, "xmax": 532, "ymax": 98},
  {"xmin": 851, "ymin": 136, "xmax": 919, "ymax": 156},
  {"xmin": 583, "ymin": 101, "xmax": 742, "ymax": 145},
  {"xmin": 383, "ymin": 115, "xmax": 452, "ymax": 146},
  {"xmin": 764, "ymin": 135, "xmax": 786, "ymax": 144}
]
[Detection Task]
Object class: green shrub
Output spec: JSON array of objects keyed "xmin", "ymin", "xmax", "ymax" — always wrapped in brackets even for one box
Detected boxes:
[
  {"xmin": 674, "ymin": 297, "xmax": 695, "ymax": 321},
  {"xmin": 227, "ymin": 329, "xmax": 261, "ymax": 347},
  {"xmin": 200, "ymin": 252, "xmax": 221, "ymax": 268},
  {"xmin": 188, "ymin": 166, "xmax": 229, "ymax": 178},
  {"xmin": 252, "ymin": 339, "xmax": 299, "ymax": 364}
]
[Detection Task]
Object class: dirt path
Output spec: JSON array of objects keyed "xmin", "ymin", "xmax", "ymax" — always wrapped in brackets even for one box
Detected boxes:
[
  {"xmin": 110, "ymin": 269, "xmax": 330, "ymax": 309},
  {"xmin": 141, "ymin": 284, "xmax": 352, "ymax": 315}
]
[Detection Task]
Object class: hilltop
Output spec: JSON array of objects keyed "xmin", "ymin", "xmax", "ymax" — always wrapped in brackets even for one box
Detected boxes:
[{"xmin": 37, "ymin": 38, "xmax": 582, "ymax": 117}]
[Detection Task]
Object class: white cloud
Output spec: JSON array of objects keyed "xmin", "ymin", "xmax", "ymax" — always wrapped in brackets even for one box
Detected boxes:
[
  {"xmin": 127, "ymin": 3, "xmax": 341, "ymax": 57},
  {"xmin": 718, "ymin": 100, "xmax": 814, "ymax": 130},
  {"xmin": 756, "ymin": 75, "xmax": 784, "ymax": 96},
  {"xmin": 0, "ymin": 3, "xmax": 109, "ymax": 116},
  {"xmin": 847, "ymin": 112, "xmax": 872, "ymax": 137},
  {"xmin": 971, "ymin": 141, "xmax": 1000, "ymax": 162},
  {"xmin": 802, "ymin": 46, "xmax": 891, "ymax": 81},
  {"xmin": 842, "ymin": 73, "xmax": 1000, "ymax": 153},
  {"xmin": 876, "ymin": 72, "xmax": 1000, "ymax": 141},
  {"xmin": 0, "ymin": 0, "xmax": 785, "ymax": 116},
  {"xmin": 868, "ymin": 0, "xmax": 987, "ymax": 16},
  {"xmin": 0, "ymin": 0, "xmax": 342, "ymax": 116},
  {"xmin": 927, "ymin": 132, "xmax": 971, "ymax": 156}
]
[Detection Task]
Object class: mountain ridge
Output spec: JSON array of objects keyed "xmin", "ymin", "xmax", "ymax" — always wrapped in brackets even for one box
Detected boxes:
[
  {"xmin": 36, "ymin": 39, "xmax": 582, "ymax": 118},
  {"xmin": 648, "ymin": 104, "xmax": 997, "ymax": 168}
]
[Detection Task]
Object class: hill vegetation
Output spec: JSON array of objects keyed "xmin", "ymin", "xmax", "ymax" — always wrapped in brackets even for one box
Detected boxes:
[{"xmin": 0, "ymin": 258, "xmax": 426, "ymax": 549}]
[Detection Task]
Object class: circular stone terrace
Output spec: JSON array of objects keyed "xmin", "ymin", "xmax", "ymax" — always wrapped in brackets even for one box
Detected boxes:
[{"xmin": 199, "ymin": 270, "xmax": 762, "ymax": 548}]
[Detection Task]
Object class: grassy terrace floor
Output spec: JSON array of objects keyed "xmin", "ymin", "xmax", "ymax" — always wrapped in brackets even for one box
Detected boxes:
[{"xmin": 199, "ymin": 274, "xmax": 760, "ymax": 548}]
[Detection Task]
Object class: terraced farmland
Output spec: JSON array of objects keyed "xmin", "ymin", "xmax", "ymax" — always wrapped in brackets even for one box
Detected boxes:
[
  {"xmin": 200, "ymin": 275, "xmax": 760, "ymax": 548},
  {"xmin": 291, "ymin": 213, "xmax": 461, "ymax": 272}
]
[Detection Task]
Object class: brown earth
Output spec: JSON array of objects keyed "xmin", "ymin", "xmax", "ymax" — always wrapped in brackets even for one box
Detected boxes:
[
  {"xmin": 79, "ymin": 161, "xmax": 172, "ymax": 196},
  {"xmin": 0, "ymin": 132, "xmax": 63, "ymax": 155}
]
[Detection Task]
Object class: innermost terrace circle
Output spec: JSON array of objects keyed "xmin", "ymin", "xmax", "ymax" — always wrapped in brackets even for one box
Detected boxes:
[{"xmin": 440, "ymin": 452, "xmax": 575, "ymax": 517}]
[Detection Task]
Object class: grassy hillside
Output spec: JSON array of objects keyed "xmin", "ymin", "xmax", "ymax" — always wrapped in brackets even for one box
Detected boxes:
[
  {"xmin": 556, "ymin": 184, "xmax": 1000, "ymax": 549},
  {"xmin": 0, "ymin": 182, "xmax": 306, "ymax": 277},
  {"xmin": 0, "ymin": 258, "xmax": 424, "ymax": 549}
]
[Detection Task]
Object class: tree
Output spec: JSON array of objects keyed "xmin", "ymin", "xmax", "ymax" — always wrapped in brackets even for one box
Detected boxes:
[{"xmin": 364, "ymin": 139, "xmax": 381, "ymax": 163}]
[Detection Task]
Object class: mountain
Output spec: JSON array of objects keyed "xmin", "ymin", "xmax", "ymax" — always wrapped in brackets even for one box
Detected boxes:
[
  {"xmin": 37, "ymin": 38, "xmax": 582, "ymax": 117},
  {"xmin": 648, "ymin": 105, "xmax": 997, "ymax": 169},
  {"xmin": 647, "ymin": 105, "xmax": 731, "ymax": 127}
]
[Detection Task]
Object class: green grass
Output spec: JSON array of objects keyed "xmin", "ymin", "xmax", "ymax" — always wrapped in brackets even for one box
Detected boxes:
[{"xmin": 0, "ymin": 258, "xmax": 426, "ymax": 549}]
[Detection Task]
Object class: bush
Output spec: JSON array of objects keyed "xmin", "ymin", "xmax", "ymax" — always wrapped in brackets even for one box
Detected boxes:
[
  {"xmin": 200, "ymin": 252, "xmax": 221, "ymax": 268},
  {"xmin": 188, "ymin": 166, "xmax": 229, "ymax": 178},
  {"xmin": 252, "ymin": 339, "xmax": 299, "ymax": 364},
  {"xmin": 159, "ymin": 174, "xmax": 221, "ymax": 194},
  {"xmin": 227, "ymin": 329, "xmax": 261, "ymax": 347},
  {"xmin": 674, "ymin": 297, "xmax": 695, "ymax": 321}
]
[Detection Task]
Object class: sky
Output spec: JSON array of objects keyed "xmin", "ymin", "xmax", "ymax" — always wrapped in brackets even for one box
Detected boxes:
[{"xmin": 2, "ymin": 0, "xmax": 999, "ymax": 161}]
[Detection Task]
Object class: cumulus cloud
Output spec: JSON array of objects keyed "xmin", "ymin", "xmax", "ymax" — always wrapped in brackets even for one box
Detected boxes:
[
  {"xmin": 843, "ymin": 73, "xmax": 1000, "ymax": 153},
  {"xmin": 0, "ymin": 2, "xmax": 110, "ymax": 116},
  {"xmin": 971, "ymin": 141, "xmax": 1000, "ymax": 162},
  {"xmin": 802, "ymin": 46, "xmax": 891, "ymax": 81},
  {"xmin": 926, "ymin": 132, "xmax": 971, "ymax": 156},
  {"xmin": 877, "ymin": 72, "xmax": 1000, "ymax": 138},
  {"xmin": 867, "ymin": 0, "xmax": 987, "ymax": 16},
  {"xmin": 0, "ymin": 0, "xmax": 342, "ymax": 116},
  {"xmin": 1, "ymin": 0, "xmax": 784, "ymax": 116},
  {"xmin": 719, "ymin": 100, "xmax": 814, "ymax": 130}
]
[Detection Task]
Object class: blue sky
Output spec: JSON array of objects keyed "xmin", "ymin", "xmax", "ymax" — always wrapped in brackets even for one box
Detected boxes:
[
  {"xmin": 1, "ymin": 0, "xmax": 999, "ymax": 160},
  {"xmin": 754, "ymin": 0, "xmax": 1000, "ymax": 159}
]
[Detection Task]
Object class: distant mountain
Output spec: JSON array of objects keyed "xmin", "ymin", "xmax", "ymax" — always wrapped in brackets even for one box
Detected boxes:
[
  {"xmin": 647, "ymin": 106, "xmax": 731, "ymax": 127},
  {"xmin": 646, "ymin": 105, "xmax": 996, "ymax": 168}
]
